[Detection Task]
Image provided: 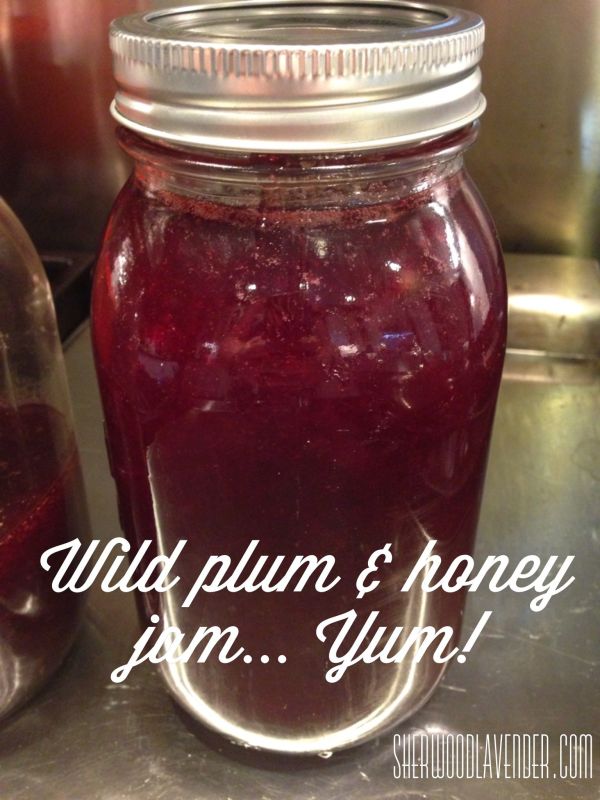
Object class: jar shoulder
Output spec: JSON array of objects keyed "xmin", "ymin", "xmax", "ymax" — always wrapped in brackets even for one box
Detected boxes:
[
  {"xmin": 95, "ymin": 169, "xmax": 505, "ymax": 309},
  {"xmin": 93, "ymin": 169, "xmax": 506, "ymax": 428}
]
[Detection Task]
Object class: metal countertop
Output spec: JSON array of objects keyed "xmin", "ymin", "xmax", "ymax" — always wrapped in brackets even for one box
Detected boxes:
[{"xmin": 0, "ymin": 254, "xmax": 598, "ymax": 799}]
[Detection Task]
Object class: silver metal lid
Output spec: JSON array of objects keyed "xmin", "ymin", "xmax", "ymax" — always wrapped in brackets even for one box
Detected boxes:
[{"xmin": 110, "ymin": 1, "xmax": 485, "ymax": 153}]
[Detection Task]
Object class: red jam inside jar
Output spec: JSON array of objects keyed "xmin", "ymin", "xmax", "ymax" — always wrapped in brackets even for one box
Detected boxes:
[
  {"xmin": 93, "ymin": 120, "xmax": 506, "ymax": 751},
  {"xmin": 0, "ymin": 403, "xmax": 87, "ymax": 718}
]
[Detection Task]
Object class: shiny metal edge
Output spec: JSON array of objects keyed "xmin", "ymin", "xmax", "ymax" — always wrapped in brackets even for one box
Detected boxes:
[{"xmin": 109, "ymin": 0, "xmax": 485, "ymax": 151}]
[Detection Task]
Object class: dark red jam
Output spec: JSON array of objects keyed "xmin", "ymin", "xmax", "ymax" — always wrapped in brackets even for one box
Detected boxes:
[
  {"xmin": 0, "ymin": 403, "xmax": 87, "ymax": 718},
  {"xmin": 92, "ymin": 128, "xmax": 506, "ymax": 751}
]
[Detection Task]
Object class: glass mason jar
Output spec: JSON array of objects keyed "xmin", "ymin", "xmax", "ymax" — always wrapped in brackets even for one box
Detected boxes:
[
  {"xmin": 94, "ymin": 1, "xmax": 506, "ymax": 754},
  {"xmin": 0, "ymin": 198, "xmax": 88, "ymax": 720}
]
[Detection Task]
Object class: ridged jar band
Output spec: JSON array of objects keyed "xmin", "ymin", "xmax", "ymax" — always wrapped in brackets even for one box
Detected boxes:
[{"xmin": 110, "ymin": 0, "xmax": 486, "ymax": 153}]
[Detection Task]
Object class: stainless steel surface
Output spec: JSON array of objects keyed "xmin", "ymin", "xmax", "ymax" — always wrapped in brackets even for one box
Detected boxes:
[
  {"xmin": 507, "ymin": 253, "xmax": 600, "ymax": 359},
  {"xmin": 457, "ymin": 0, "xmax": 600, "ymax": 260},
  {"xmin": 0, "ymin": 254, "xmax": 598, "ymax": 797},
  {"xmin": 111, "ymin": 1, "xmax": 485, "ymax": 152}
]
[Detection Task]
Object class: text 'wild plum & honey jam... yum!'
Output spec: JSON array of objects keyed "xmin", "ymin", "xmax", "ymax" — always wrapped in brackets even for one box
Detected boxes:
[{"xmin": 93, "ymin": 1, "xmax": 507, "ymax": 754}]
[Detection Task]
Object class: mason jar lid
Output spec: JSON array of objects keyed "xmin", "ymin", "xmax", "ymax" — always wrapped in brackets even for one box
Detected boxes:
[{"xmin": 109, "ymin": 1, "xmax": 485, "ymax": 153}]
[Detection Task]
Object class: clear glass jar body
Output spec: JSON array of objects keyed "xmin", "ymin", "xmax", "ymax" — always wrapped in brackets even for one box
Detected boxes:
[
  {"xmin": 92, "ymin": 125, "xmax": 506, "ymax": 754},
  {"xmin": 0, "ymin": 199, "xmax": 88, "ymax": 720}
]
